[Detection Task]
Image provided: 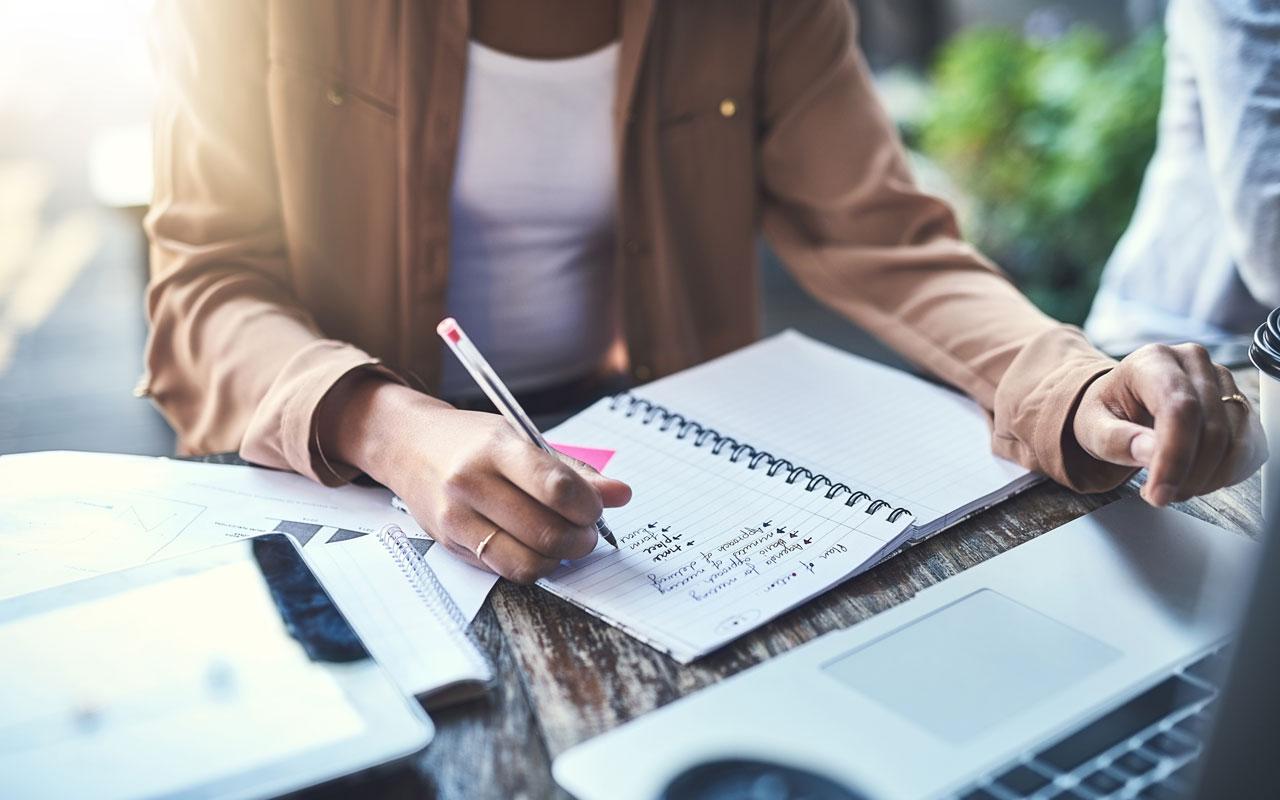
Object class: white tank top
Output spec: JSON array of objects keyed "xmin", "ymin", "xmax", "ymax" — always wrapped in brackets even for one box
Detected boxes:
[{"xmin": 440, "ymin": 40, "xmax": 620, "ymax": 398}]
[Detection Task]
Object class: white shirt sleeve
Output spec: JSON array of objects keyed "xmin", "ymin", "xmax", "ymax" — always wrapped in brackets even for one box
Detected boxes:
[{"xmin": 1177, "ymin": 0, "xmax": 1280, "ymax": 305}]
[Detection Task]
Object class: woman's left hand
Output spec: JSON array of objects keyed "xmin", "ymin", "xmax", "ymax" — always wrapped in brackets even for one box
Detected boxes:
[{"xmin": 1071, "ymin": 342, "xmax": 1268, "ymax": 506}]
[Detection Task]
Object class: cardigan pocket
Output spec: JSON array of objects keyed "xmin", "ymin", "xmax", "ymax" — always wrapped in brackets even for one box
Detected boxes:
[
  {"xmin": 263, "ymin": 52, "xmax": 400, "ymax": 341},
  {"xmin": 265, "ymin": 0, "xmax": 399, "ymax": 115},
  {"xmin": 267, "ymin": 55, "xmax": 398, "ymax": 120}
]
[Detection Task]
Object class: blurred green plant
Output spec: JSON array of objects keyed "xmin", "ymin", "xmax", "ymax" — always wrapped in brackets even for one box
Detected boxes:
[{"xmin": 917, "ymin": 26, "xmax": 1165, "ymax": 324}]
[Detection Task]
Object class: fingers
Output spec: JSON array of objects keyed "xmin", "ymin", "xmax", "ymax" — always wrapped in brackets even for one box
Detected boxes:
[
  {"xmin": 439, "ymin": 432, "xmax": 626, "ymax": 562},
  {"xmin": 559, "ymin": 454, "xmax": 633, "ymax": 508},
  {"xmin": 1205, "ymin": 367, "xmax": 1269, "ymax": 489},
  {"xmin": 468, "ymin": 453, "xmax": 631, "ymax": 561},
  {"xmin": 493, "ymin": 438, "xmax": 604, "ymax": 527},
  {"xmin": 1078, "ymin": 414, "xmax": 1156, "ymax": 468},
  {"xmin": 1232, "ymin": 411, "xmax": 1269, "ymax": 484},
  {"xmin": 1127, "ymin": 345, "xmax": 1202, "ymax": 506},
  {"xmin": 1118, "ymin": 344, "xmax": 1267, "ymax": 505},
  {"xmin": 1169, "ymin": 346, "xmax": 1231, "ymax": 501},
  {"xmin": 464, "ymin": 474, "xmax": 598, "ymax": 561},
  {"xmin": 400, "ymin": 410, "xmax": 627, "ymax": 581},
  {"xmin": 476, "ymin": 526, "xmax": 562, "ymax": 584},
  {"xmin": 434, "ymin": 504, "xmax": 560, "ymax": 585}
]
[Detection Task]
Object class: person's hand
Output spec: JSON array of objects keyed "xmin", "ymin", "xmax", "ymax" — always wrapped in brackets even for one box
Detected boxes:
[
  {"xmin": 323, "ymin": 376, "xmax": 631, "ymax": 583},
  {"xmin": 1071, "ymin": 343, "xmax": 1267, "ymax": 506}
]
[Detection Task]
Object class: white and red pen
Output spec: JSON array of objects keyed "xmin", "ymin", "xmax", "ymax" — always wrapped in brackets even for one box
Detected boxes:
[{"xmin": 391, "ymin": 317, "xmax": 618, "ymax": 548}]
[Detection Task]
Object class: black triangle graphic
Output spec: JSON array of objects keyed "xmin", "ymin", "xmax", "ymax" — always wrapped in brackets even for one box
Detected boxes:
[
  {"xmin": 273, "ymin": 520, "xmax": 323, "ymax": 548},
  {"xmin": 327, "ymin": 528, "xmax": 369, "ymax": 544}
]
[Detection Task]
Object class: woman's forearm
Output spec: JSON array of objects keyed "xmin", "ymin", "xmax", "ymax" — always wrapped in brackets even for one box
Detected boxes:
[{"xmin": 316, "ymin": 372, "xmax": 452, "ymax": 485}]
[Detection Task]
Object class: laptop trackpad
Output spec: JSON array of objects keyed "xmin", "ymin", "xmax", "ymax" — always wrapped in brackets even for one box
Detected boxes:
[{"xmin": 822, "ymin": 589, "xmax": 1121, "ymax": 743}]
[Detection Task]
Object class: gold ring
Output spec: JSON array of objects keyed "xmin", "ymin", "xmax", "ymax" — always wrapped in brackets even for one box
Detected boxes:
[
  {"xmin": 474, "ymin": 528, "xmax": 500, "ymax": 561},
  {"xmin": 1221, "ymin": 393, "xmax": 1251, "ymax": 411}
]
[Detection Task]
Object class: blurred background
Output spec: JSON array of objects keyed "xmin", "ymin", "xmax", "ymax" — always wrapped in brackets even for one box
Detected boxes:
[{"xmin": 0, "ymin": 0, "xmax": 1169, "ymax": 457}]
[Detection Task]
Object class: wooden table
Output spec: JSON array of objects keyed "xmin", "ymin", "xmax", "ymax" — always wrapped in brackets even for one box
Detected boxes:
[{"xmin": 294, "ymin": 370, "xmax": 1264, "ymax": 800}]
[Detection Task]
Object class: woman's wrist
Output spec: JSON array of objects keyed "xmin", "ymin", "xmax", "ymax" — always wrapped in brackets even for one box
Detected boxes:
[{"xmin": 318, "ymin": 371, "xmax": 451, "ymax": 483}]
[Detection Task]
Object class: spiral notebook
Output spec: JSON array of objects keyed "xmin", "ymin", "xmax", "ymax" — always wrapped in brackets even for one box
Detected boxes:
[
  {"xmin": 299, "ymin": 523, "xmax": 493, "ymax": 707},
  {"xmin": 540, "ymin": 331, "xmax": 1038, "ymax": 662}
]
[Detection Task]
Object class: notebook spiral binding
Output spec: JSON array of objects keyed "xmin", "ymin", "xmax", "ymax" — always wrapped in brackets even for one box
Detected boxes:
[
  {"xmin": 377, "ymin": 524, "xmax": 492, "ymax": 677},
  {"xmin": 608, "ymin": 393, "xmax": 912, "ymax": 523}
]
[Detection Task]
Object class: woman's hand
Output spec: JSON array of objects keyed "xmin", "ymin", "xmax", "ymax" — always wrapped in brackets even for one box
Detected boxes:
[
  {"xmin": 322, "ymin": 375, "xmax": 631, "ymax": 583},
  {"xmin": 1071, "ymin": 343, "xmax": 1267, "ymax": 506}
]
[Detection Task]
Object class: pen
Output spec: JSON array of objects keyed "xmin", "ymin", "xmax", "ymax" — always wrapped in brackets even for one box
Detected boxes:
[{"xmin": 435, "ymin": 317, "xmax": 618, "ymax": 549}]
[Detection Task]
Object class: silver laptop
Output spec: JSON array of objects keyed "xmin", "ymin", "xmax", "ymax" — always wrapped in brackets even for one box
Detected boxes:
[{"xmin": 553, "ymin": 499, "xmax": 1259, "ymax": 800}]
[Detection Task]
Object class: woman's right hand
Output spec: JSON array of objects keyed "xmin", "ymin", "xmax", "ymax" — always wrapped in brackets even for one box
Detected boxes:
[{"xmin": 321, "ymin": 374, "xmax": 632, "ymax": 583}]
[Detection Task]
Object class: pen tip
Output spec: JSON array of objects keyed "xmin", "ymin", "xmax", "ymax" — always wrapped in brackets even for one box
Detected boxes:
[{"xmin": 596, "ymin": 517, "xmax": 618, "ymax": 548}]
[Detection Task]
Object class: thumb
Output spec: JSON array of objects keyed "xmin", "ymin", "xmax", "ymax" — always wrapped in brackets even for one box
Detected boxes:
[
  {"xmin": 560, "ymin": 455, "xmax": 633, "ymax": 508},
  {"xmin": 1077, "ymin": 414, "xmax": 1157, "ymax": 468}
]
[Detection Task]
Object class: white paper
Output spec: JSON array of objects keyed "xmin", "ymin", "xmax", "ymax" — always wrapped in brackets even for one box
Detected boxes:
[
  {"xmin": 539, "ymin": 331, "xmax": 1031, "ymax": 662},
  {"xmin": 300, "ymin": 526, "xmax": 491, "ymax": 699},
  {"xmin": 636, "ymin": 331, "xmax": 1032, "ymax": 530},
  {"xmin": 0, "ymin": 451, "xmax": 499, "ymax": 697},
  {"xmin": 0, "ymin": 560, "xmax": 366, "ymax": 800},
  {"xmin": 425, "ymin": 542, "xmax": 500, "ymax": 623},
  {"xmin": 543, "ymin": 403, "xmax": 910, "ymax": 662}
]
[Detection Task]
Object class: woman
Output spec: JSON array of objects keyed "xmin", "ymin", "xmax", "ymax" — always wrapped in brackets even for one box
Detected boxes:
[{"xmin": 144, "ymin": 0, "xmax": 1265, "ymax": 583}]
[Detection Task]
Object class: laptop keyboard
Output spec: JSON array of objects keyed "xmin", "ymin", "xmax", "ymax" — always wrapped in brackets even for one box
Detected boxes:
[{"xmin": 955, "ymin": 646, "xmax": 1227, "ymax": 800}]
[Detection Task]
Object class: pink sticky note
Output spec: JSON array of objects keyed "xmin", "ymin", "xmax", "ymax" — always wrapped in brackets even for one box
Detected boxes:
[{"xmin": 549, "ymin": 442, "xmax": 616, "ymax": 473}]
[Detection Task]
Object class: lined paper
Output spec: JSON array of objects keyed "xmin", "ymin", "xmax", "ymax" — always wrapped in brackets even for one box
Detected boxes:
[
  {"xmin": 637, "ymin": 331, "xmax": 1031, "ymax": 530},
  {"xmin": 544, "ymin": 398, "xmax": 909, "ymax": 662},
  {"xmin": 539, "ymin": 331, "xmax": 1034, "ymax": 661}
]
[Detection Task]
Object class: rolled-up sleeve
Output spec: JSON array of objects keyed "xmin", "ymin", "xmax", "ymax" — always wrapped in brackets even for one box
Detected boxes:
[
  {"xmin": 143, "ymin": 0, "xmax": 401, "ymax": 485},
  {"xmin": 1179, "ymin": 0, "xmax": 1280, "ymax": 306},
  {"xmin": 758, "ymin": 0, "xmax": 1134, "ymax": 492}
]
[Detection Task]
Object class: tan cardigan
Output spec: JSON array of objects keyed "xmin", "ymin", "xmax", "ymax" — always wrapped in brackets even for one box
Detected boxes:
[{"xmin": 143, "ymin": 0, "xmax": 1132, "ymax": 493}]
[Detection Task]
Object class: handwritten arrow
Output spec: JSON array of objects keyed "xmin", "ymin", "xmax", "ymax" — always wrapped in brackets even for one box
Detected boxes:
[
  {"xmin": 789, "ymin": 532, "xmax": 798, "ymax": 539},
  {"xmin": 686, "ymin": 541, "xmax": 695, "ymax": 547},
  {"xmin": 661, "ymin": 526, "xmax": 670, "ymax": 532},
  {"xmin": 647, "ymin": 522, "xmax": 657, "ymax": 529},
  {"xmin": 763, "ymin": 520, "xmax": 772, "ymax": 527},
  {"xmin": 776, "ymin": 526, "xmax": 787, "ymax": 534},
  {"xmin": 803, "ymin": 537, "xmax": 812, "ymax": 545}
]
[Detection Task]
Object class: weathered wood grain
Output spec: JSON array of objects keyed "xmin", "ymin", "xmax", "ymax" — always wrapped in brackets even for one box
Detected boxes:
[
  {"xmin": 493, "ymin": 480, "xmax": 1131, "ymax": 761},
  {"xmin": 483, "ymin": 367, "xmax": 1265, "ymax": 793},
  {"xmin": 414, "ymin": 603, "xmax": 568, "ymax": 800},
  {"xmin": 203, "ymin": 368, "xmax": 1265, "ymax": 800}
]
